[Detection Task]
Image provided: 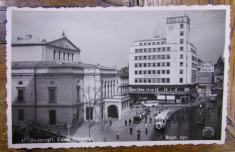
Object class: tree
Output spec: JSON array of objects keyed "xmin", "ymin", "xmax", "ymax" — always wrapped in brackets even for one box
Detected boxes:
[{"xmin": 83, "ymin": 85, "xmax": 103, "ymax": 123}]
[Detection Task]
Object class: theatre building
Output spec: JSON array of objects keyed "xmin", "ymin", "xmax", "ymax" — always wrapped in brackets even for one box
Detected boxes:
[
  {"xmin": 11, "ymin": 33, "xmax": 128, "ymax": 128},
  {"xmin": 129, "ymin": 16, "xmax": 198, "ymax": 104}
]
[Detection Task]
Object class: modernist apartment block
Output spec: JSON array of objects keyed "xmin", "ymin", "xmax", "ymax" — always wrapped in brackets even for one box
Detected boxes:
[
  {"xmin": 11, "ymin": 33, "xmax": 129, "ymax": 127},
  {"xmin": 129, "ymin": 16, "xmax": 198, "ymax": 104}
]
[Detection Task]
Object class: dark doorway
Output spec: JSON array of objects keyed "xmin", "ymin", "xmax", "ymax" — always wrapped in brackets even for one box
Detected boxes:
[
  {"xmin": 108, "ymin": 105, "xmax": 118, "ymax": 118},
  {"xmin": 49, "ymin": 110, "xmax": 56, "ymax": 125}
]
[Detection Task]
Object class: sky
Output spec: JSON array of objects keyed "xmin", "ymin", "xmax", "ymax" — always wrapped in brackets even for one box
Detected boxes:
[{"xmin": 11, "ymin": 8, "xmax": 226, "ymax": 69}]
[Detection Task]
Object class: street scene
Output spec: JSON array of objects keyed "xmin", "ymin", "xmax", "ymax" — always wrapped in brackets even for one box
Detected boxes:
[{"xmin": 8, "ymin": 7, "xmax": 228, "ymax": 147}]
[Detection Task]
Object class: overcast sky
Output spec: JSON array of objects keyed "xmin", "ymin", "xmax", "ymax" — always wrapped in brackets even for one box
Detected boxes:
[{"xmin": 11, "ymin": 8, "xmax": 226, "ymax": 69}]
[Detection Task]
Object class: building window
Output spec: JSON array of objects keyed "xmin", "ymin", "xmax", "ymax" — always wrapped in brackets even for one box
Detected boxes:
[
  {"xmin": 153, "ymin": 63, "xmax": 156, "ymax": 67},
  {"xmin": 19, "ymin": 110, "xmax": 24, "ymax": 121},
  {"xmin": 157, "ymin": 42, "xmax": 160, "ymax": 45},
  {"xmin": 167, "ymin": 62, "xmax": 170, "ymax": 66},
  {"xmin": 161, "ymin": 41, "xmax": 164, "ymax": 44},
  {"xmin": 148, "ymin": 70, "xmax": 151, "ymax": 74},
  {"xmin": 157, "ymin": 78, "xmax": 161, "ymax": 83},
  {"xmin": 180, "ymin": 70, "xmax": 183, "ymax": 74},
  {"xmin": 53, "ymin": 50, "xmax": 56, "ymax": 59},
  {"xmin": 139, "ymin": 63, "xmax": 142, "ymax": 67},
  {"xmin": 180, "ymin": 31, "xmax": 184, "ymax": 36},
  {"xmin": 135, "ymin": 71, "xmax": 138, "ymax": 74},
  {"xmin": 144, "ymin": 71, "xmax": 147, "ymax": 74},
  {"xmin": 180, "ymin": 39, "xmax": 184, "ymax": 44},
  {"xmin": 153, "ymin": 70, "xmax": 156, "ymax": 74},
  {"xmin": 162, "ymin": 78, "xmax": 165, "ymax": 83},
  {"xmin": 158, "ymin": 48, "xmax": 161, "ymax": 52},
  {"xmin": 167, "ymin": 78, "xmax": 170, "ymax": 83},
  {"xmin": 143, "ymin": 78, "xmax": 147, "ymax": 83},
  {"xmin": 153, "ymin": 55, "xmax": 156, "ymax": 59},
  {"xmin": 68, "ymin": 53, "xmax": 70, "ymax": 60},
  {"xmin": 157, "ymin": 63, "xmax": 161, "ymax": 67},
  {"xmin": 139, "ymin": 49, "xmax": 143, "ymax": 53},
  {"xmin": 143, "ymin": 56, "xmax": 147, "ymax": 60},
  {"xmin": 180, "ymin": 47, "xmax": 184, "ymax": 51},
  {"xmin": 135, "ymin": 56, "xmax": 138, "ymax": 60},
  {"xmin": 148, "ymin": 48, "xmax": 151, "ymax": 52},
  {"xmin": 152, "ymin": 42, "xmax": 156, "ymax": 45},
  {"xmin": 135, "ymin": 79, "xmax": 138, "ymax": 83},
  {"xmin": 167, "ymin": 55, "xmax": 170, "ymax": 59},
  {"xmin": 140, "ymin": 43, "xmax": 142, "ymax": 46},
  {"xmin": 180, "ymin": 78, "xmax": 183, "ymax": 83},
  {"xmin": 139, "ymin": 71, "xmax": 142, "ymax": 74},
  {"xmin": 139, "ymin": 56, "xmax": 142, "ymax": 60},
  {"xmin": 167, "ymin": 70, "xmax": 170, "ymax": 74},
  {"xmin": 72, "ymin": 54, "xmax": 74, "ymax": 61},
  {"xmin": 144, "ymin": 43, "xmax": 146, "ymax": 45},
  {"xmin": 162, "ymin": 55, "xmax": 165, "ymax": 59},
  {"xmin": 148, "ymin": 63, "xmax": 151, "ymax": 67},
  {"xmin": 144, "ymin": 63, "xmax": 147, "ymax": 67},
  {"xmin": 180, "ymin": 23, "xmax": 184, "ymax": 29},
  {"xmin": 135, "ymin": 63, "xmax": 138, "ymax": 67},
  {"xmin": 18, "ymin": 81, "xmax": 23, "ymax": 85},
  {"xmin": 148, "ymin": 78, "xmax": 151, "ymax": 83},
  {"xmin": 139, "ymin": 78, "xmax": 142, "ymax": 83},
  {"xmin": 148, "ymin": 56, "xmax": 151, "ymax": 60},
  {"xmin": 144, "ymin": 49, "xmax": 147, "ymax": 52},
  {"xmin": 148, "ymin": 42, "xmax": 151, "ymax": 45},
  {"xmin": 162, "ymin": 47, "xmax": 165, "ymax": 51},
  {"xmin": 153, "ymin": 48, "xmax": 156, "ymax": 52},
  {"xmin": 162, "ymin": 63, "xmax": 165, "ymax": 67},
  {"xmin": 157, "ymin": 70, "xmax": 160, "ymax": 74},
  {"xmin": 162, "ymin": 70, "xmax": 165, "ymax": 74},
  {"xmin": 180, "ymin": 62, "xmax": 183, "ymax": 66},
  {"xmin": 157, "ymin": 55, "xmax": 161, "ymax": 59},
  {"xmin": 135, "ymin": 49, "xmax": 138, "ymax": 53},
  {"xmin": 180, "ymin": 54, "xmax": 184, "ymax": 59},
  {"xmin": 63, "ymin": 52, "xmax": 65, "ymax": 60},
  {"xmin": 48, "ymin": 87, "xmax": 56, "ymax": 103},
  {"xmin": 17, "ymin": 88, "xmax": 25, "ymax": 103}
]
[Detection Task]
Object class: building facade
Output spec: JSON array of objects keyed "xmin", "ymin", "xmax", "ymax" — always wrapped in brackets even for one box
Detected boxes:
[
  {"xmin": 197, "ymin": 61, "xmax": 214, "ymax": 96},
  {"xmin": 11, "ymin": 33, "xmax": 129, "ymax": 128},
  {"xmin": 129, "ymin": 16, "xmax": 198, "ymax": 104}
]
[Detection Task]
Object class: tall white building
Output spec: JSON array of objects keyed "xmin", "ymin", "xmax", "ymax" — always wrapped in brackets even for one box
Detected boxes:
[{"xmin": 129, "ymin": 16, "xmax": 198, "ymax": 104}]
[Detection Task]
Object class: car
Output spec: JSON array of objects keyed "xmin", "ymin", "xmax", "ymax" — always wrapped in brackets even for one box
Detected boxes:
[{"xmin": 133, "ymin": 115, "xmax": 142, "ymax": 123}]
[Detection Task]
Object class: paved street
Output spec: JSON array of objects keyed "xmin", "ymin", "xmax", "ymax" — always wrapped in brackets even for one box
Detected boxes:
[
  {"xmin": 152, "ymin": 97, "xmax": 222, "ymax": 140},
  {"xmin": 42, "ymin": 95, "xmax": 223, "ymax": 142}
]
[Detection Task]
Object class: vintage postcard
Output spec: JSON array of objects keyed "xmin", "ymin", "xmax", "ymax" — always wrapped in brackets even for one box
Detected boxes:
[{"xmin": 6, "ymin": 6, "xmax": 230, "ymax": 148}]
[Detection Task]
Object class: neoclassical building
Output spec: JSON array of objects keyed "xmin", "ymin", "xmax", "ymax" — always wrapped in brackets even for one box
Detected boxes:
[{"xmin": 11, "ymin": 33, "xmax": 129, "ymax": 128}]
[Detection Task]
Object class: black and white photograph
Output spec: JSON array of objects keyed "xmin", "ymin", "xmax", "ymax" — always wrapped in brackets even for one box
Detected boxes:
[{"xmin": 6, "ymin": 6, "xmax": 230, "ymax": 148}]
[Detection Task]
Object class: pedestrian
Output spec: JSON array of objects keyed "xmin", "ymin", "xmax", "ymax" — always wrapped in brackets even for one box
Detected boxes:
[
  {"xmin": 145, "ymin": 128, "xmax": 148, "ymax": 135},
  {"xmin": 116, "ymin": 131, "xmax": 119, "ymax": 140},
  {"xmin": 137, "ymin": 129, "xmax": 141, "ymax": 140},
  {"xmin": 109, "ymin": 119, "xmax": 112, "ymax": 126},
  {"xmin": 145, "ymin": 116, "xmax": 147, "ymax": 123},
  {"xmin": 130, "ymin": 127, "xmax": 133, "ymax": 134},
  {"xmin": 129, "ymin": 119, "xmax": 131, "ymax": 125},
  {"xmin": 125, "ymin": 120, "xmax": 127, "ymax": 126},
  {"xmin": 103, "ymin": 138, "xmax": 107, "ymax": 142},
  {"xmin": 149, "ymin": 117, "xmax": 152, "ymax": 123}
]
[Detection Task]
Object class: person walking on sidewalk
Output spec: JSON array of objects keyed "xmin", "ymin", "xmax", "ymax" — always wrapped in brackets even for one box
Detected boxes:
[
  {"xmin": 109, "ymin": 119, "xmax": 112, "ymax": 126},
  {"xmin": 130, "ymin": 127, "xmax": 133, "ymax": 134},
  {"xmin": 129, "ymin": 119, "xmax": 132, "ymax": 126},
  {"xmin": 137, "ymin": 129, "xmax": 141, "ymax": 140},
  {"xmin": 116, "ymin": 131, "xmax": 119, "ymax": 140},
  {"xmin": 149, "ymin": 117, "xmax": 152, "ymax": 123},
  {"xmin": 125, "ymin": 120, "xmax": 127, "ymax": 126}
]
